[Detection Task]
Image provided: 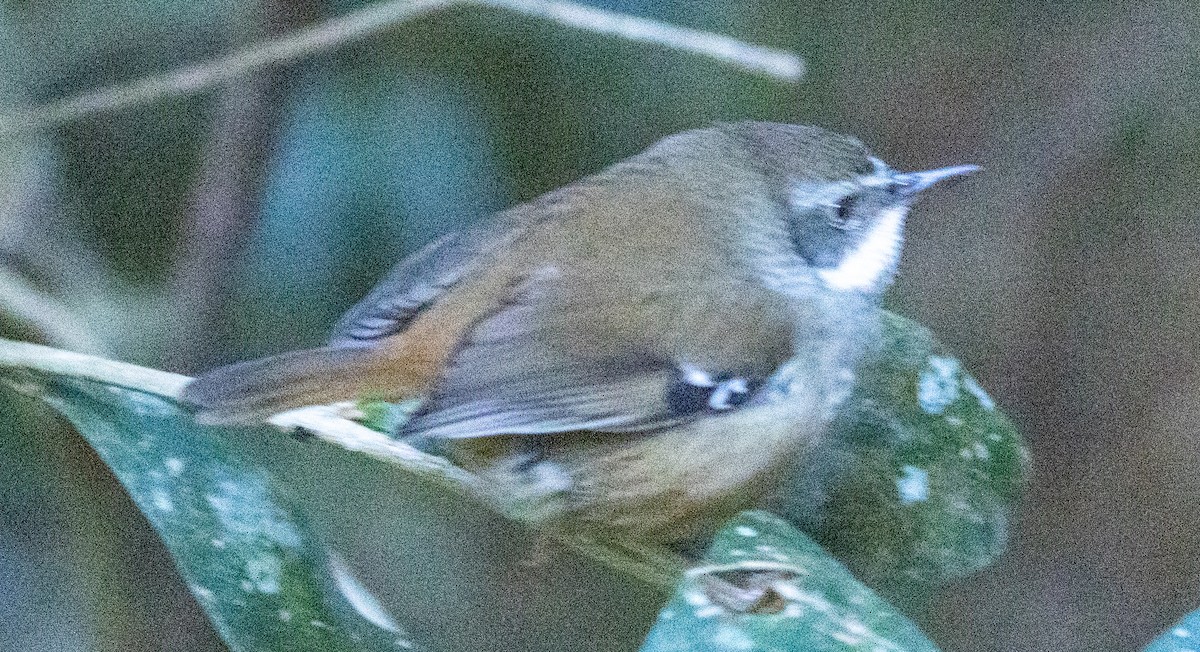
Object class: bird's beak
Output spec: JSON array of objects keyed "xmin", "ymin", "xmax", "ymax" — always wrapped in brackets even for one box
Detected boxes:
[{"xmin": 893, "ymin": 164, "xmax": 980, "ymax": 198}]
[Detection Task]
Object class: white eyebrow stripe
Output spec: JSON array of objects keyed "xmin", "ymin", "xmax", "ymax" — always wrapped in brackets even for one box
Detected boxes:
[
  {"xmin": 817, "ymin": 205, "xmax": 907, "ymax": 292},
  {"xmin": 858, "ymin": 170, "xmax": 897, "ymax": 188}
]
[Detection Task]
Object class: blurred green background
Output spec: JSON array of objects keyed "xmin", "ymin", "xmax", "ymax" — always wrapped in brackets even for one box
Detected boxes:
[{"xmin": 1, "ymin": 0, "xmax": 1197, "ymax": 650}]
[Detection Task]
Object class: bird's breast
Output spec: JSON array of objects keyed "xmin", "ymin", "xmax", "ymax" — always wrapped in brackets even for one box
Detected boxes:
[{"xmin": 458, "ymin": 385, "xmax": 831, "ymax": 545}]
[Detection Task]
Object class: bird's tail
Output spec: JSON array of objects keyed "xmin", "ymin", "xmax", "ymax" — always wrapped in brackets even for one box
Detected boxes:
[{"xmin": 179, "ymin": 346, "xmax": 428, "ymax": 426}]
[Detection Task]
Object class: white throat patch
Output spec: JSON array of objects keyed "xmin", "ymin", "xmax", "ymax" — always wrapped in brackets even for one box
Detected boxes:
[{"xmin": 817, "ymin": 205, "xmax": 907, "ymax": 293}]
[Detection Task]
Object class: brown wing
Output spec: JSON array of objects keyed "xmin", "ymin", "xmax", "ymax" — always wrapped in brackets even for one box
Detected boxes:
[
  {"xmin": 183, "ymin": 216, "xmax": 524, "ymax": 424},
  {"xmin": 330, "ymin": 212, "xmax": 524, "ymax": 346},
  {"xmin": 397, "ymin": 268, "xmax": 798, "ymax": 441}
]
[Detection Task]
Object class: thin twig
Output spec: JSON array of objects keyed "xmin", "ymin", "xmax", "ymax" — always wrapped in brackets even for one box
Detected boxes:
[
  {"xmin": 0, "ymin": 336, "xmax": 189, "ymax": 397},
  {"xmin": 0, "ymin": 0, "xmax": 803, "ymax": 133},
  {"xmin": 484, "ymin": 0, "xmax": 803, "ymax": 79}
]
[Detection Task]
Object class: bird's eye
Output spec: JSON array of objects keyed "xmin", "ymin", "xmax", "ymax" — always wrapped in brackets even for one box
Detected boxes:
[{"xmin": 827, "ymin": 194, "xmax": 859, "ymax": 230}]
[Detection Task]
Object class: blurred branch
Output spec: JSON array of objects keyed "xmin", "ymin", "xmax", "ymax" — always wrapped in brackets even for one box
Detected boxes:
[
  {"xmin": 164, "ymin": 89, "xmax": 272, "ymax": 372},
  {"xmin": 165, "ymin": 0, "xmax": 315, "ymax": 373},
  {"xmin": 0, "ymin": 0, "xmax": 803, "ymax": 134},
  {"xmin": 484, "ymin": 0, "xmax": 804, "ymax": 79},
  {"xmin": 0, "ymin": 266, "xmax": 105, "ymax": 354}
]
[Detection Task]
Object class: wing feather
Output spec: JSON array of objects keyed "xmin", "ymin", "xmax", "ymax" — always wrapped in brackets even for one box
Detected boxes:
[
  {"xmin": 397, "ymin": 269, "xmax": 796, "ymax": 441},
  {"xmin": 330, "ymin": 217, "xmax": 521, "ymax": 346}
]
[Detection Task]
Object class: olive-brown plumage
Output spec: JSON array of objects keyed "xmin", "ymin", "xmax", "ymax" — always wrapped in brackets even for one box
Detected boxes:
[{"xmin": 182, "ymin": 122, "xmax": 976, "ymax": 544}]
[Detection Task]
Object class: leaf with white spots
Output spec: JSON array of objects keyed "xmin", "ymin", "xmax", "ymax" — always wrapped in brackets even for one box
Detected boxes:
[
  {"xmin": 640, "ymin": 511, "xmax": 940, "ymax": 652},
  {"xmin": 774, "ymin": 312, "xmax": 1030, "ymax": 601},
  {"xmin": 18, "ymin": 374, "xmax": 415, "ymax": 652}
]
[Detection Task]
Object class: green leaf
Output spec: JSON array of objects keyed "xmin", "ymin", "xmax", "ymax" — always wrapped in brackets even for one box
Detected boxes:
[
  {"xmin": 21, "ymin": 374, "xmax": 414, "ymax": 652},
  {"xmin": 774, "ymin": 312, "xmax": 1030, "ymax": 600},
  {"xmin": 1144, "ymin": 609, "xmax": 1200, "ymax": 652},
  {"xmin": 640, "ymin": 511, "xmax": 939, "ymax": 652}
]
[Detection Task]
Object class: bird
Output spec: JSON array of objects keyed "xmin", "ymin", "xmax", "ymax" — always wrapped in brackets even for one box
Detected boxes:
[{"xmin": 181, "ymin": 122, "xmax": 977, "ymax": 546}]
